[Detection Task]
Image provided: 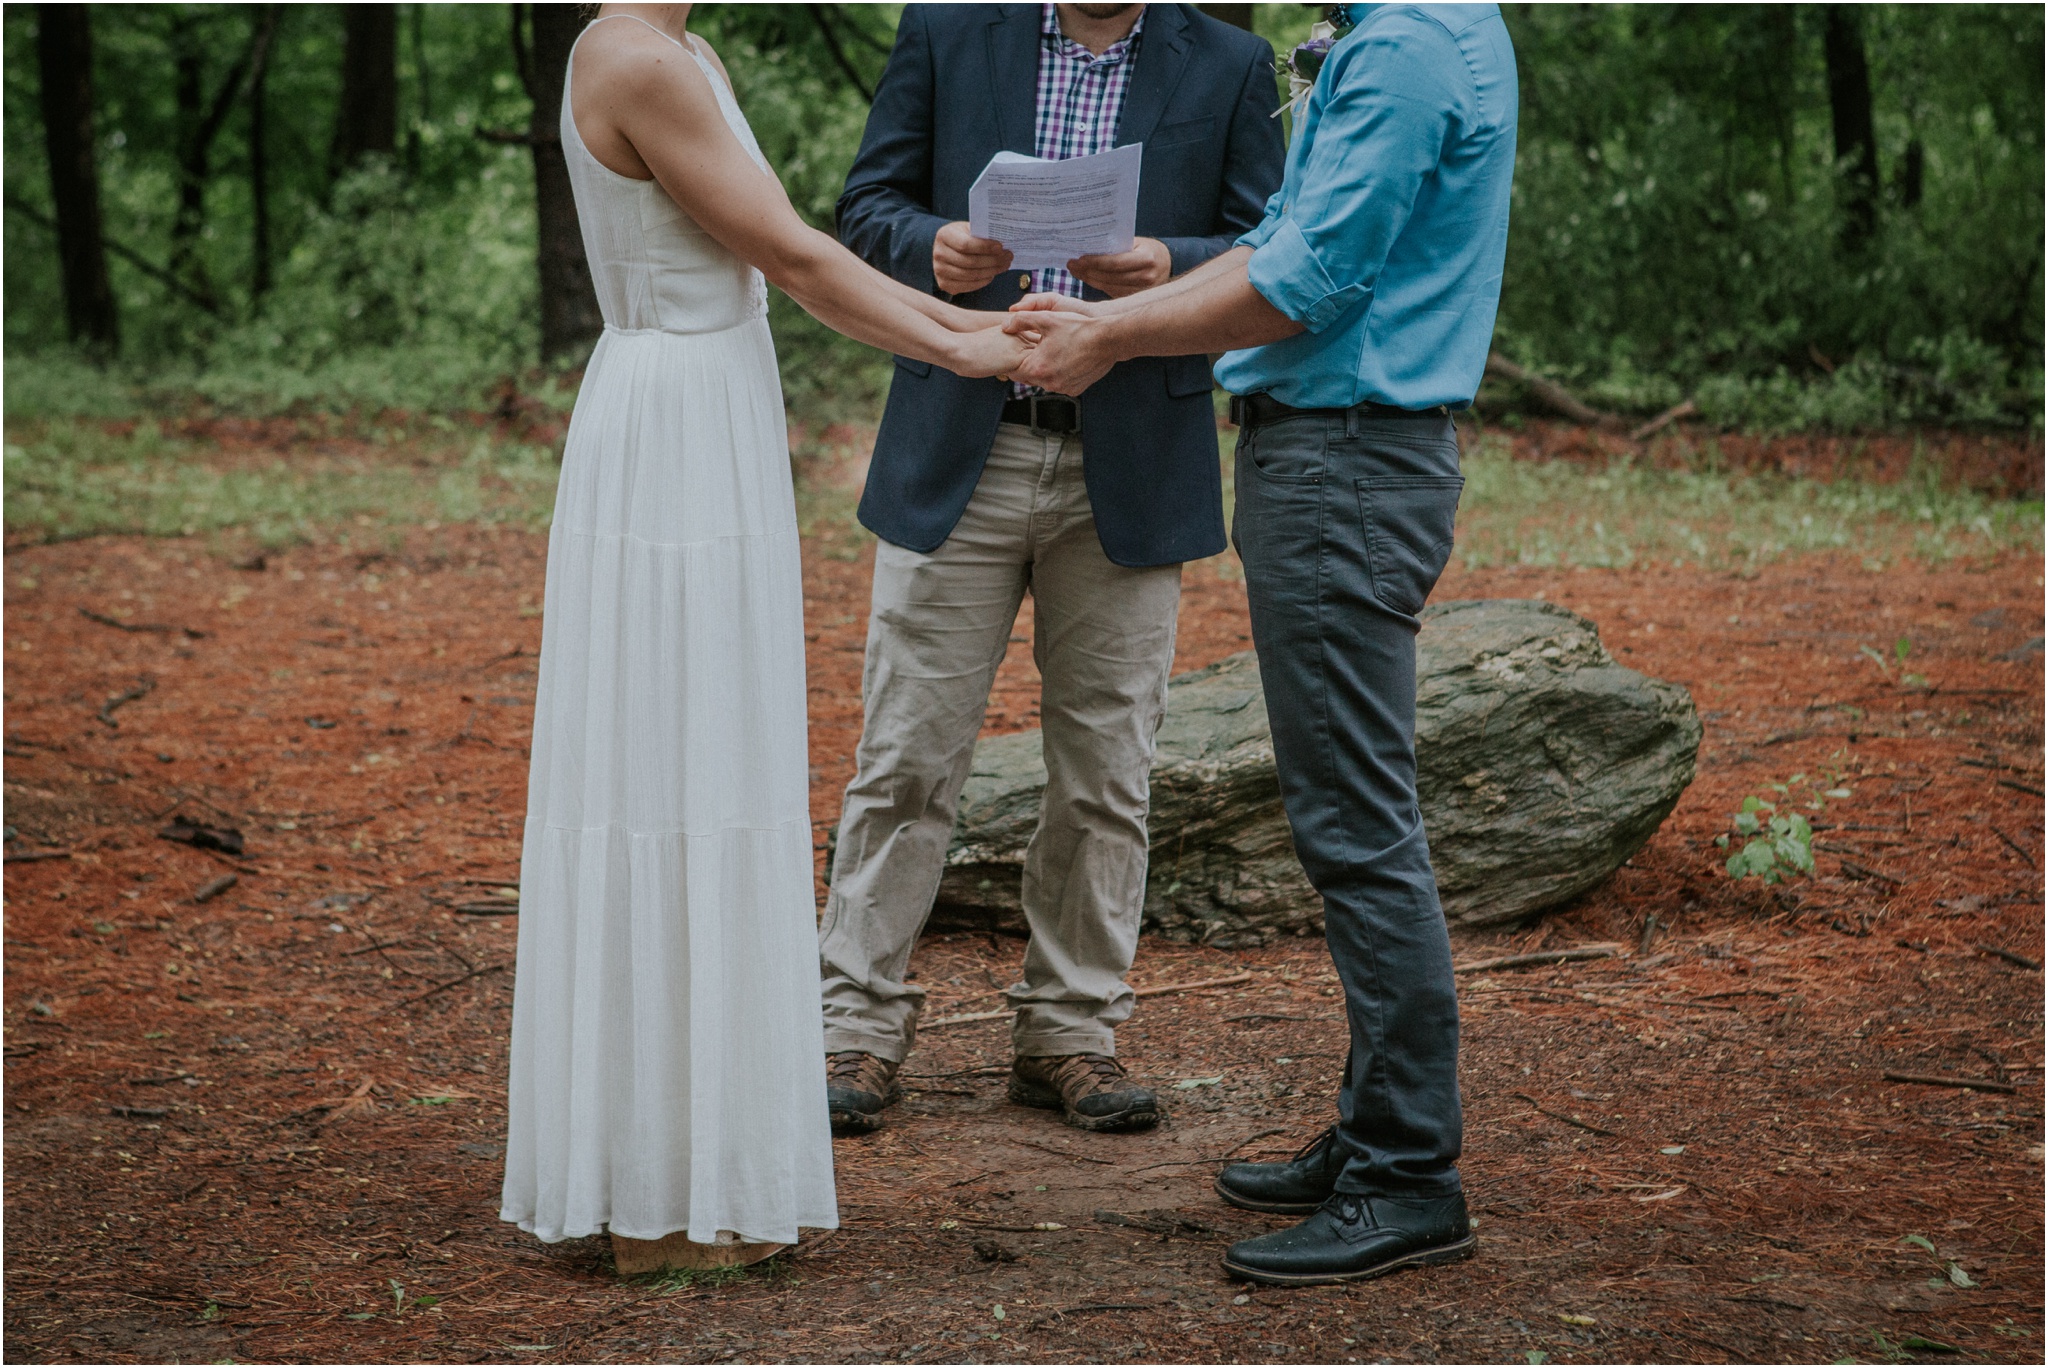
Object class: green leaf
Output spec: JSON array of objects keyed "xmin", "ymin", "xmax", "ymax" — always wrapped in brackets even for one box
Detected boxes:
[
  {"xmin": 1734, "ymin": 812, "xmax": 1761, "ymax": 834},
  {"xmin": 1901, "ymin": 1233, "xmax": 1938, "ymax": 1254},
  {"xmin": 1901, "ymin": 1336, "xmax": 1959, "ymax": 1353},
  {"xmin": 345, "ymin": 1312, "xmax": 376, "ymax": 1321},
  {"xmin": 1945, "ymin": 1262, "xmax": 1977, "ymax": 1288},
  {"xmin": 1894, "ymin": 635, "xmax": 1912, "ymax": 662},
  {"xmin": 413, "ymin": 1295, "xmax": 440, "ymax": 1308},
  {"xmin": 1526, "ymin": 1353, "xmax": 1549, "ymax": 1365}
]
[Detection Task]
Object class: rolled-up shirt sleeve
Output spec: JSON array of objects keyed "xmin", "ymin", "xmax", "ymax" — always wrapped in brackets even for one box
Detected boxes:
[{"xmin": 1242, "ymin": 20, "xmax": 1460, "ymax": 334}]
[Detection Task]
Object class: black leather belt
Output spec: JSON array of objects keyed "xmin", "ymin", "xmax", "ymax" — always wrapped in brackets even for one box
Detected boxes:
[
  {"xmin": 1001, "ymin": 394, "xmax": 1081, "ymax": 435},
  {"xmin": 1229, "ymin": 392, "xmax": 1450, "ymax": 428}
]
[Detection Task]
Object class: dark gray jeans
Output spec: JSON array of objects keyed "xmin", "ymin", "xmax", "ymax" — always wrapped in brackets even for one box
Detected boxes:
[{"xmin": 1231, "ymin": 406, "xmax": 1465, "ymax": 1198}]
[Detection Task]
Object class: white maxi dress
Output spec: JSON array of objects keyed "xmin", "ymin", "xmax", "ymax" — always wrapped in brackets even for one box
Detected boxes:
[{"xmin": 500, "ymin": 19, "xmax": 838, "ymax": 1247}]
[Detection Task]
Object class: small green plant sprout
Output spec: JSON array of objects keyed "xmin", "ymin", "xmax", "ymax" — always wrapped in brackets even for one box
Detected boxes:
[
  {"xmin": 1716, "ymin": 778, "xmax": 1822, "ymax": 884},
  {"xmin": 1858, "ymin": 637, "xmax": 1928, "ymax": 687}
]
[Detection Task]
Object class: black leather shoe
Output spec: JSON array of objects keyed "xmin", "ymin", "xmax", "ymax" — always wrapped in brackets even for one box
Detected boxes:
[
  {"xmin": 1214, "ymin": 1126, "xmax": 1344, "ymax": 1214},
  {"xmin": 1222, "ymin": 1190, "xmax": 1474, "ymax": 1286}
]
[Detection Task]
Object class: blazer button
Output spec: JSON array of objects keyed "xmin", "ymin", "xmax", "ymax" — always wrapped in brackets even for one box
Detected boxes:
[{"xmin": 1018, "ymin": 273, "xmax": 1031, "ymax": 290}]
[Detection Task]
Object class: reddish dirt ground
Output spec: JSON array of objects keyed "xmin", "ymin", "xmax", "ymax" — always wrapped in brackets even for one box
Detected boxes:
[{"xmin": 3, "ymin": 436, "xmax": 2043, "ymax": 1365}]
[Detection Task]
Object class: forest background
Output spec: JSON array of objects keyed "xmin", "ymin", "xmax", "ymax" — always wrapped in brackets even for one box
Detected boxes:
[{"xmin": 3, "ymin": 2, "xmax": 2043, "ymax": 436}]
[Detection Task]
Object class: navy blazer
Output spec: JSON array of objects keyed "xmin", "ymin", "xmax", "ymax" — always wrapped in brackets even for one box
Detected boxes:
[{"xmin": 837, "ymin": 3, "xmax": 1284, "ymax": 568}]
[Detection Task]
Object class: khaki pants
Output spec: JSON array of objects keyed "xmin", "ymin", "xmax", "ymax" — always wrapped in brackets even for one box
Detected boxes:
[{"xmin": 819, "ymin": 423, "xmax": 1183, "ymax": 1062}]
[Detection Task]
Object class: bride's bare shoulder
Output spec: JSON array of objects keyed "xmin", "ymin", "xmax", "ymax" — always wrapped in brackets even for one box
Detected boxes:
[{"xmin": 574, "ymin": 17, "xmax": 717, "ymax": 104}]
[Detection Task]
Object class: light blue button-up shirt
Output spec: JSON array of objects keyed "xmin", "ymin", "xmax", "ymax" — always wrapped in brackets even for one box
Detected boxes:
[{"xmin": 1214, "ymin": 4, "xmax": 1517, "ymax": 410}]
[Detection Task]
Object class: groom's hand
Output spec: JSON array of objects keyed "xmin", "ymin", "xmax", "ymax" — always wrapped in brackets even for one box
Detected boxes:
[
  {"xmin": 1003, "ymin": 310, "xmax": 1118, "ymax": 397},
  {"xmin": 933, "ymin": 222, "xmax": 1014, "ymax": 295},
  {"xmin": 1068, "ymin": 238, "xmax": 1171, "ymax": 297}
]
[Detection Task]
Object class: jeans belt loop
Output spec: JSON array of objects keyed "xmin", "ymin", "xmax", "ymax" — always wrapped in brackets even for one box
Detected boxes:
[{"xmin": 1345, "ymin": 404, "xmax": 1359, "ymax": 439}]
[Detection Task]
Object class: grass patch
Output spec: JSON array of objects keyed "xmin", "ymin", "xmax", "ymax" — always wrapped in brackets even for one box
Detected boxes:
[
  {"xmin": 622, "ymin": 1255, "xmax": 796, "ymax": 1294},
  {"xmin": 3, "ymin": 418, "xmax": 560, "ymax": 547},
  {"xmin": 1451, "ymin": 433, "xmax": 2041, "ymax": 570},
  {"xmin": 7, "ymin": 415, "xmax": 2037, "ymax": 575}
]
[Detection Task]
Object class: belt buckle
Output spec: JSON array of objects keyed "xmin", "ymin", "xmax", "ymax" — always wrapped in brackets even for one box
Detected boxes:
[{"xmin": 1029, "ymin": 395, "xmax": 1071, "ymax": 437}]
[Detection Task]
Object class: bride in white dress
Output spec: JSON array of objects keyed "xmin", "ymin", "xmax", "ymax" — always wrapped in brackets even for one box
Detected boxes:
[{"xmin": 500, "ymin": 3, "xmax": 1024, "ymax": 1270}]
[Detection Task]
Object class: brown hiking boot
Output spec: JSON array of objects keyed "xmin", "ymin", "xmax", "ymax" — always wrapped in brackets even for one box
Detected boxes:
[
  {"xmin": 826, "ymin": 1050, "xmax": 900, "ymax": 1135},
  {"xmin": 1008, "ymin": 1053, "xmax": 1160, "ymax": 1132}
]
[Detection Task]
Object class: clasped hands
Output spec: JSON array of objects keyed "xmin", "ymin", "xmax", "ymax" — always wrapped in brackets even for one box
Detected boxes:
[{"xmin": 933, "ymin": 220, "xmax": 1150, "ymax": 395}]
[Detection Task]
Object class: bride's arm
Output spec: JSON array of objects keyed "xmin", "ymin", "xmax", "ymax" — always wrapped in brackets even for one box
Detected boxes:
[{"xmin": 579, "ymin": 29, "xmax": 1019, "ymax": 373}]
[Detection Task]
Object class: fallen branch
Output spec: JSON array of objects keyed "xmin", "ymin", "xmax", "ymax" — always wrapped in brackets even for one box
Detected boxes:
[
  {"xmin": 192, "ymin": 874, "xmax": 238, "ymax": 903},
  {"xmin": 925, "ymin": 972, "xmax": 1255, "ymax": 1028},
  {"xmin": 1972, "ymin": 943, "xmax": 2041, "ymax": 972},
  {"xmin": 1484, "ymin": 352, "xmax": 1623, "ymax": 430},
  {"xmin": 1882, "ymin": 1070, "xmax": 2016, "ymax": 1095},
  {"xmin": 923, "ymin": 1008, "xmax": 1011, "ymax": 1029},
  {"xmin": 1996, "ymin": 777, "xmax": 2044, "ymax": 797},
  {"xmin": 383, "ymin": 963, "xmax": 505, "ymax": 1013},
  {"xmin": 1454, "ymin": 943, "xmax": 1621, "ymax": 974},
  {"xmin": 4, "ymin": 193, "xmax": 223, "ymax": 315},
  {"xmin": 3, "ymin": 849, "xmax": 72, "ymax": 865},
  {"xmin": 97, "ymin": 678, "xmax": 156, "ymax": 728},
  {"xmin": 1990, "ymin": 827, "xmax": 2035, "ymax": 861},
  {"xmin": 1836, "ymin": 856, "xmax": 1904, "ymax": 885},
  {"xmin": 1135, "ymin": 972, "xmax": 1253, "ymax": 997},
  {"xmin": 1513, "ymin": 1091, "xmax": 1620, "ymax": 1137},
  {"xmin": 79, "ymin": 607, "xmax": 205, "ymax": 639},
  {"xmin": 1629, "ymin": 397, "xmax": 1698, "ymax": 442}
]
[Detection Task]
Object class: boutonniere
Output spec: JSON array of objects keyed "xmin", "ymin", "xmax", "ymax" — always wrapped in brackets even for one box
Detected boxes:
[{"xmin": 1277, "ymin": 6, "xmax": 1357, "ymax": 120}]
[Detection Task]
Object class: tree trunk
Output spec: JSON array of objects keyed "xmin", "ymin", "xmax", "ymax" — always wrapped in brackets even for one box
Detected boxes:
[
  {"xmin": 36, "ymin": 3, "xmax": 118, "ymax": 356},
  {"xmin": 170, "ymin": 22, "xmax": 208, "ymax": 289},
  {"xmin": 518, "ymin": 4, "xmax": 601, "ymax": 362},
  {"xmin": 249, "ymin": 7, "xmax": 281, "ymax": 299},
  {"xmin": 332, "ymin": 3, "xmax": 399, "ymax": 177},
  {"xmin": 1196, "ymin": 5, "xmax": 1254, "ymax": 31},
  {"xmin": 1822, "ymin": 4, "xmax": 1878, "ymax": 251}
]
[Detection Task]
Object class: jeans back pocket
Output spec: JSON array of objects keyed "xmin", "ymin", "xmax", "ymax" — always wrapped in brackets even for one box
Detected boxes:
[{"xmin": 1357, "ymin": 476, "xmax": 1464, "ymax": 617}]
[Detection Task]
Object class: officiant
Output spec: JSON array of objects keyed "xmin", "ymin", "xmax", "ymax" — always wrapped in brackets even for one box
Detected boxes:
[{"xmin": 820, "ymin": 4, "xmax": 1283, "ymax": 1136}]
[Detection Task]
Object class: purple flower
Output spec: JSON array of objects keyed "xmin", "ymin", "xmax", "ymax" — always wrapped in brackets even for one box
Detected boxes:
[{"xmin": 1288, "ymin": 35, "xmax": 1337, "ymax": 81}]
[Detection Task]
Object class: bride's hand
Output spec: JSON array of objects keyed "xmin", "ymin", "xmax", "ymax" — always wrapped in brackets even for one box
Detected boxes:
[
  {"xmin": 1011, "ymin": 291, "xmax": 1110, "ymax": 318},
  {"xmin": 935, "ymin": 302, "xmax": 1015, "ymax": 332},
  {"xmin": 947, "ymin": 323, "xmax": 1033, "ymax": 380}
]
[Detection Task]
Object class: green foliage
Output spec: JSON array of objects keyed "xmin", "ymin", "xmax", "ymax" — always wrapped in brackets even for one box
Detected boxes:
[
  {"xmin": 2, "ymin": 4, "xmax": 2040, "ymax": 432},
  {"xmin": 1717, "ymin": 797, "xmax": 1816, "ymax": 883},
  {"xmin": 1499, "ymin": 4, "xmax": 2043, "ymax": 426},
  {"xmin": 1713, "ymin": 771, "xmax": 1850, "ymax": 883}
]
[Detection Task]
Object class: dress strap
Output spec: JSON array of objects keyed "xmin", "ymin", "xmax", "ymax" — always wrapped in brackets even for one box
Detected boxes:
[
  {"xmin": 577, "ymin": 14, "xmax": 733, "ymax": 97},
  {"xmin": 583, "ymin": 12, "xmax": 690, "ymax": 51}
]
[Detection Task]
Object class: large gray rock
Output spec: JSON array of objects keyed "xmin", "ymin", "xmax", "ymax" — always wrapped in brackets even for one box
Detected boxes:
[{"xmin": 930, "ymin": 599, "xmax": 1701, "ymax": 940}]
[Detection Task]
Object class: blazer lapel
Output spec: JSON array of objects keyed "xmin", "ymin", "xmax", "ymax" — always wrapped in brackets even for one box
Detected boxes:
[
  {"xmin": 1116, "ymin": 3, "xmax": 1193, "ymax": 149},
  {"xmin": 985, "ymin": 5, "xmax": 1042, "ymax": 154}
]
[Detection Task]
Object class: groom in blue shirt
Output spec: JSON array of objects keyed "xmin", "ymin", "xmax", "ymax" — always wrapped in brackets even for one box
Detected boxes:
[{"xmin": 1011, "ymin": 3, "xmax": 1517, "ymax": 1286}]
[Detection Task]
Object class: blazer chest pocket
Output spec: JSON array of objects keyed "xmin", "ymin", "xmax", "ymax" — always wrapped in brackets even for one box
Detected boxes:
[{"xmin": 1145, "ymin": 115, "xmax": 1214, "ymax": 150}]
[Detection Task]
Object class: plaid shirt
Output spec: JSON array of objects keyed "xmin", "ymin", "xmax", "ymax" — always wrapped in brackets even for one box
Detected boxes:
[{"xmin": 1013, "ymin": 3, "xmax": 1145, "ymax": 399}]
